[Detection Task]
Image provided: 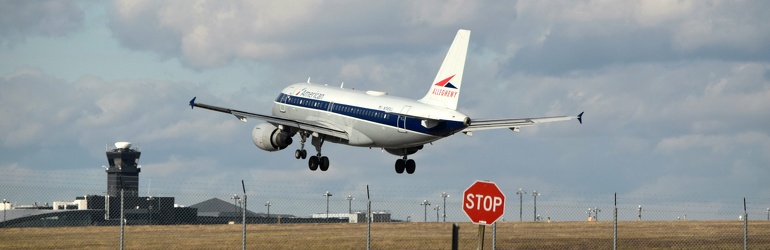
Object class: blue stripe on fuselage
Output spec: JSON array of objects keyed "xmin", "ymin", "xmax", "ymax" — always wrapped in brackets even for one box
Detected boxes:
[{"xmin": 275, "ymin": 93, "xmax": 465, "ymax": 137}]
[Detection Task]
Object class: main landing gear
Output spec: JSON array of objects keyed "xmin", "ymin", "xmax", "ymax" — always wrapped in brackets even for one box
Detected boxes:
[
  {"xmin": 394, "ymin": 157, "xmax": 416, "ymax": 174},
  {"xmin": 297, "ymin": 133, "xmax": 330, "ymax": 172},
  {"xmin": 385, "ymin": 147, "xmax": 421, "ymax": 174}
]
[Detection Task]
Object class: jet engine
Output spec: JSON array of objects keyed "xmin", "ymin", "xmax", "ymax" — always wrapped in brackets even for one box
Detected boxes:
[
  {"xmin": 251, "ymin": 123, "xmax": 293, "ymax": 152},
  {"xmin": 384, "ymin": 145, "xmax": 424, "ymax": 156}
]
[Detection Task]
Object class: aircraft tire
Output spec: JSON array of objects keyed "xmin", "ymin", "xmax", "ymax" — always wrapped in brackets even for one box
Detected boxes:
[
  {"xmin": 405, "ymin": 159, "xmax": 416, "ymax": 174},
  {"xmin": 395, "ymin": 159, "xmax": 405, "ymax": 174},
  {"xmin": 301, "ymin": 149, "xmax": 307, "ymax": 159},
  {"xmin": 320, "ymin": 156, "xmax": 330, "ymax": 171},
  {"xmin": 295, "ymin": 149, "xmax": 302, "ymax": 159},
  {"xmin": 309, "ymin": 156, "xmax": 319, "ymax": 171}
]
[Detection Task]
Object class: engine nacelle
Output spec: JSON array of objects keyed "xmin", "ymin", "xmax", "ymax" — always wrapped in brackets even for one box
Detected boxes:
[
  {"xmin": 384, "ymin": 145, "xmax": 424, "ymax": 156},
  {"xmin": 251, "ymin": 123, "xmax": 293, "ymax": 152}
]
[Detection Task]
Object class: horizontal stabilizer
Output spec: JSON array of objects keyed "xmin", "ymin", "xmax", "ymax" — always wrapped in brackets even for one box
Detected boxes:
[{"xmin": 464, "ymin": 112, "xmax": 584, "ymax": 133}]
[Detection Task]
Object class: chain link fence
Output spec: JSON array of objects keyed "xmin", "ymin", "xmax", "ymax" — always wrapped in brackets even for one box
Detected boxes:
[{"xmin": 1, "ymin": 169, "xmax": 769, "ymax": 249}]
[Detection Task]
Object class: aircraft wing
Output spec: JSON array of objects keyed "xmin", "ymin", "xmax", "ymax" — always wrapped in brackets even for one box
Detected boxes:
[
  {"xmin": 189, "ymin": 97, "xmax": 349, "ymax": 140},
  {"xmin": 463, "ymin": 112, "xmax": 583, "ymax": 135}
]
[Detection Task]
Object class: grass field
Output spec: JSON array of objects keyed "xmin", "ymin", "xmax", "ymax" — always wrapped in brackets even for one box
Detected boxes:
[{"xmin": 1, "ymin": 221, "xmax": 769, "ymax": 249}]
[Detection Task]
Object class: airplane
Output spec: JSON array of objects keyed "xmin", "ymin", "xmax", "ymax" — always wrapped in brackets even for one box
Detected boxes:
[{"xmin": 189, "ymin": 29, "xmax": 583, "ymax": 174}]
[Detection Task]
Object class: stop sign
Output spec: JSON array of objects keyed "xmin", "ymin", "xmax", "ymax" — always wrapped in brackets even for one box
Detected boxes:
[{"xmin": 463, "ymin": 180, "xmax": 505, "ymax": 225}]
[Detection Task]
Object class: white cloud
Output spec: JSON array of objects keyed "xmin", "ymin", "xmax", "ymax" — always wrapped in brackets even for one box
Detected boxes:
[
  {"xmin": 0, "ymin": 0, "xmax": 84, "ymax": 45},
  {"xmin": 107, "ymin": 1, "xmax": 525, "ymax": 70},
  {"xmin": 634, "ymin": 0, "xmax": 694, "ymax": 27},
  {"xmin": 654, "ymin": 131, "xmax": 770, "ymax": 154},
  {"xmin": 0, "ymin": 67, "xmax": 246, "ymax": 163}
]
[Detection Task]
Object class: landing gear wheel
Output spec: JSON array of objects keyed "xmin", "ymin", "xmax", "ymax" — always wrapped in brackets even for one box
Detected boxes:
[
  {"xmin": 319, "ymin": 156, "xmax": 330, "ymax": 171},
  {"xmin": 295, "ymin": 149, "xmax": 302, "ymax": 159},
  {"xmin": 395, "ymin": 159, "xmax": 405, "ymax": 174},
  {"xmin": 308, "ymin": 156, "xmax": 319, "ymax": 171},
  {"xmin": 405, "ymin": 159, "xmax": 416, "ymax": 174},
  {"xmin": 297, "ymin": 132, "xmax": 309, "ymax": 160}
]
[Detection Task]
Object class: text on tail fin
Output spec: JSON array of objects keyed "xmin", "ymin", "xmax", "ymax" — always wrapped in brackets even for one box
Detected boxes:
[{"xmin": 418, "ymin": 29, "xmax": 470, "ymax": 110}]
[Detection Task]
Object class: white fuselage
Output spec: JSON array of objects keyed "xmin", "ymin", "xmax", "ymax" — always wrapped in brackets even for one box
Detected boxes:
[{"xmin": 271, "ymin": 83, "xmax": 470, "ymax": 148}]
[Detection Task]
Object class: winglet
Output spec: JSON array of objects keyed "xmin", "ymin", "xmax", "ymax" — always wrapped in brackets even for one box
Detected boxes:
[
  {"xmin": 577, "ymin": 112, "xmax": 584, "ymax": 124},
  {"xmin": 189, "ymin": 97, "xmax": 196, "ymax": 109}
]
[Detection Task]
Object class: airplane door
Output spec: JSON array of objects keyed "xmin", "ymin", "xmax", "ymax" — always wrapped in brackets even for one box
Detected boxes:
[{"xmin": 397, "ymin": 106, "xmax": 411, "ymax": 133}]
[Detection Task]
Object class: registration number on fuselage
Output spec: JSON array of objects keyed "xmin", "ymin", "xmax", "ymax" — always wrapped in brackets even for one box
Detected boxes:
[{"xmin": 378, "ymin": 106, "xmax": 393, "ymax": 112}]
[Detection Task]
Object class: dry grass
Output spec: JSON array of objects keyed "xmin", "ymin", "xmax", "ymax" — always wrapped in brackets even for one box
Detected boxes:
[{"xmin": 1, "ymin": 221, "xmax": 769, "ymax": 249}]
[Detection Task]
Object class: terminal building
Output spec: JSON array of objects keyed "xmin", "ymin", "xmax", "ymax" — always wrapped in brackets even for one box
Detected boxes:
[
  {"xmin": 312, "ymin": 211, "xmax": 392, "ymax": 223},
  {"xmin": 0, "ymin": 142, "xmax": 392, "ymax": 227}
]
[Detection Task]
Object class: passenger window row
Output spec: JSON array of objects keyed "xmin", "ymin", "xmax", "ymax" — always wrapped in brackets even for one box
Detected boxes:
[{"xmin": 279, "ymin": 94, "xmax": 389, "ymax": 120}]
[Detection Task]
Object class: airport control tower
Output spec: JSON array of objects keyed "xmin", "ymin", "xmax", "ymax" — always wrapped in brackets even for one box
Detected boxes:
[{"xmin": 105, "ymin": 142, "xmax": 141, "ymax": 197}]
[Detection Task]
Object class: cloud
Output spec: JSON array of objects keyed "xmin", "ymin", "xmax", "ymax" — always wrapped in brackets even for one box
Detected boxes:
[
  {"xmin": 0, "ymin": 0, "xmax": 84, "ymax": 45},
  {"xmin": 106, "ymin": 0, "xmax": 523, "ymax": 70},
  {"xmin": 505, "ymin": 0, "xmax": 770, "ymax": 74},
  {"xmin": 654, "ymin": 132, "xmax": 770, "ymax": 155},
  {"xmin": 0, "ymin": 67, "xmax": 244, "ymax": 168}
]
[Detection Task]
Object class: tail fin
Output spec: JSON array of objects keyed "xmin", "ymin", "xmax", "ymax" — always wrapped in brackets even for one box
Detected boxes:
[{"xmin": 418, "ymin": 29, "xmax": 470, "ymax": 110}]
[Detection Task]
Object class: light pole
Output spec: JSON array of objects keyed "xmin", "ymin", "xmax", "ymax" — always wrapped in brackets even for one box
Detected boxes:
[
  {"xmin": 146, "ymin": 196, "xmax": 155, "ymax": 225},
  {"xmin": 441, "ymin": 192, "xmax": 449, "ymax": 222},
  {"xmin": 532, "ymin": 190, "xmax": 540, "ymax": 222},
  {"xmin": 323, "ymin": 191, "xmax": 332, "ymax": 218},
  {"xmin": 420, "ymin": 200, "xmax": 431, "ymax": 222},
  {"xmin": 346, "ymin": 195, "xmax": 354, "ymax": 214},
  {"xmin": 637, "ymin": 205, "xmax": 643, "ymax": 221},
  {"xmin": 434, "ymin": 205, "xmax": 441, "ymax": 222},
  {"xmin": 516, "ymin": 188, "xmax": 526, "ymax": 221},
  {"xmin": 594, "ymin": 207, "xmax": 601, "ymax": 221},
  {"xmin": 767, "ymin": 208, "xmax": 769, "ymax": 221},
  {"xmin": 231, "ymin": 194, "xmax": 241, "ymax": 216},
  {"xmin": 2, "ymin": 199, "xmax": 8, "ymax": 222},
  {"xmin": 265, "ymin": 201, "xmax": 271, "ymax": 218},
  {"xmin": 587, "ymin": 208, "xmax": 593, "ymax": 221}
]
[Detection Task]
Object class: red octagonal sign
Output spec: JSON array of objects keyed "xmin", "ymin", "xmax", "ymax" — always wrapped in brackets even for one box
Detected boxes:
[{"xmin": 463, "ymin": 180, "xmax": 506, "ymax": 225}]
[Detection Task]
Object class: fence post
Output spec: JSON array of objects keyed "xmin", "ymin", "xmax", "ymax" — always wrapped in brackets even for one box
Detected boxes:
[
  {"xmin": 613, "ymin": 193, "xmax": 617, "ymax": 250},
  {"xmin": 743, "ymin": 198, "xmax": 747, "ymax": 250},
  {"xmin": 366, "ymin": 185, "xmax": 371, "ymax": 250},
  {"xmin": 452, "ymin": 223, "xmax": 459, "ymax": 250},
  {"xmin": 120, "ymin": 188, "xmax": 124, "ymax": 250},
  {"xmin": 241, "ymin": 180, "xmax": 247, "ymax": 250}
]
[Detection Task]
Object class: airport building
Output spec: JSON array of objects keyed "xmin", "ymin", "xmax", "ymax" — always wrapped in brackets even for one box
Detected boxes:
[
  {"xmin": 0, "ymin": 142, "xmax": 390, "ymax": 228},
  {"xmin": 311, "ymin": 211, "xmax": 392, "ymax": 223},
  {"xmin": 0, "ymin": 142, "xmax": 197, "ymax": 227}
]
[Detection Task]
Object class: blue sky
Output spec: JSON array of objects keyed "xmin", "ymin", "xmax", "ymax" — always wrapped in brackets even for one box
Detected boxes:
[{"xmin": 2, "ymin": 0, "xmax": 769, "ymax": 221}]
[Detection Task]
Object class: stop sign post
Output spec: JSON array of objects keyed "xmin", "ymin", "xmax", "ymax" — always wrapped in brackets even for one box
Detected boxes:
[{"xmin": 463, "ymin": 180, "xmax": 506, "ymax": 225}]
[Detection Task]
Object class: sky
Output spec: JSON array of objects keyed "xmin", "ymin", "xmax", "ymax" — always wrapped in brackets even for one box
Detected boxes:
[{"xmin": 1, "ymin": 0, "xmax": 769, "ymax": 222}]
